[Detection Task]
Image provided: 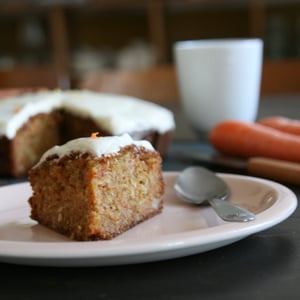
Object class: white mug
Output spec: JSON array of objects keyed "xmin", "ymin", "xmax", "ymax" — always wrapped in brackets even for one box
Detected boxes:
[{"xmin": 174, "ymin": 38, "xmax": 263, "ymax": 134}]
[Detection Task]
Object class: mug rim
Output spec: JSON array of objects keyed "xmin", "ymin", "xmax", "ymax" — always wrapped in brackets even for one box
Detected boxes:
[{"xmin": 174, "ymin": 38, "xmax": 263, "ymax": 50}]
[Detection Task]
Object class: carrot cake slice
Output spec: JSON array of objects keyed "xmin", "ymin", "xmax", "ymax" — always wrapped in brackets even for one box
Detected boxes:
[{"xmin": 28, "ymin": 133, "xmax": 164, "ymax": 241}]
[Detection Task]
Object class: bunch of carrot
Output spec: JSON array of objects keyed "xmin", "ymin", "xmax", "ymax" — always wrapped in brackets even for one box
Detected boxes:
[{"xmin": 209, "ymin": 116, "xmax": 300, "ymax": 163}]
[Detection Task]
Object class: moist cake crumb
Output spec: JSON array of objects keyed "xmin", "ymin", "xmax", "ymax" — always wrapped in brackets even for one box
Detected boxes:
[{"xmin": 28, "ymin": 134, "xmax": 165, "ymax": 241}]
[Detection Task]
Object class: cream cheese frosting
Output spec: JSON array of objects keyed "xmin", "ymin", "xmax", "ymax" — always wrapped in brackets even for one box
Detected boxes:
[
  {"xmin": 36, "ymin": 133, "xmax": 154, "ymax": 166},
  {"xmin": 0, "ymin": 90, "xmax": 175, "ymax": 139}
]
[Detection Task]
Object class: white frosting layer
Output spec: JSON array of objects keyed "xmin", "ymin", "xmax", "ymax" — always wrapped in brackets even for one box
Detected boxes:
[
  {"xmin": 0, "ymin": 90, "xmax": 175, "ymax": 139},
  {"xmin": 36, "ymin": 133, "xmax": 154, "ymax": 166}
]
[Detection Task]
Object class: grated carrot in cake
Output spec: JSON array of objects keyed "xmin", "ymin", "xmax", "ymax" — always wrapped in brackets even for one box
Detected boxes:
[{"xmin": 28, "ymin": 134, "xmax": 165, "ymax": 241}]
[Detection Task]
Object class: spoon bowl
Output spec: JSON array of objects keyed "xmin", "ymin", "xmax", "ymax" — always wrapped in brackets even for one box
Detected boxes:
[{"xmin": 174, "ymin": 166, "xmax": 256, "ymax": 222}]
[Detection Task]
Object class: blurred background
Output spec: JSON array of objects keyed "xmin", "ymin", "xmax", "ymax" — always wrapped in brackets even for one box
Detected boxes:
[{"xmin": 0, "ymin": 0, "xmax": 300, "ymax": 100}]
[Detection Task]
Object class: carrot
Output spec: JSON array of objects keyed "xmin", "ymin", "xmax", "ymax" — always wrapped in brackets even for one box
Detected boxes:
[
  {"xmin": 90, "ymin": 132, "xmax": 99, "ymax": 139},
  {"xmin": 209, "ymin": 120, "xmax": 300, "ymax": 162},
  {"xmin": 258, "ymin": 116, "xmax": 300, "ymax": 136}
]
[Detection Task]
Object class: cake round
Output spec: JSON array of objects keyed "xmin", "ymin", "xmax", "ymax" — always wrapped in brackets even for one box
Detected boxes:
[
  {"xmin": 0, "ymin": 90, "xmax": 175, "ymax": 177},
  {"xmin": 28, "ymin": 133, "xmax": 164, "ymax": 241}
]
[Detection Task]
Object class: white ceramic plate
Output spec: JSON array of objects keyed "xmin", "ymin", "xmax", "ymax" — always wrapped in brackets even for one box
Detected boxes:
[{"xmin": 0, "ymin": 172, "xmax": 297, "ymax": 267}]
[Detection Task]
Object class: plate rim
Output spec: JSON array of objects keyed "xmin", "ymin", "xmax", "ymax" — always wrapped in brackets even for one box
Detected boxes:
[{"xmin": 0, "ymin": 171, "xmax": 297, "ymax": 266}]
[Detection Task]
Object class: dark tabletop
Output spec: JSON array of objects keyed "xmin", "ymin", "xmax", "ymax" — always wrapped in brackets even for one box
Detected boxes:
[
  {"xmin": 1, "ymin": 95, "xmax": 300, "ymax": 300},
  {"xmin": 1, "ymin": 139, "xmax": 300, "ymax": 300}
]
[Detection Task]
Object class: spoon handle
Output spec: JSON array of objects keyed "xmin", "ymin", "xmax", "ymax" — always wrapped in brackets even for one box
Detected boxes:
[{"xmin": 208, "ymin": 198, "xmax": 256, "ymax": 222}]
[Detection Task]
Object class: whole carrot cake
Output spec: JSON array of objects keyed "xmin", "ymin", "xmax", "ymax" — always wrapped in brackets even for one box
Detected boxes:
[
  {"xmin": 0, "ymin": 90, "xmax": 175, "ymax": 177},
  {"xmin": 28, "ymin": 133, "xmax": 164, "ymax": 241}
]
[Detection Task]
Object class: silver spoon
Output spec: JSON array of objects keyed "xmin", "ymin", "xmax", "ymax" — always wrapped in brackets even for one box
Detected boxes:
[{"xmin": 174, "ymin": 166, "xmax": 256, "ymax": 222}]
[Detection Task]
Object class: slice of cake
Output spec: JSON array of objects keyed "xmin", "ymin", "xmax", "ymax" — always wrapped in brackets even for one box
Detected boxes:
[{"xmin": 28, "ymin": 133, "xmax": 164, "ymax": 241}]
